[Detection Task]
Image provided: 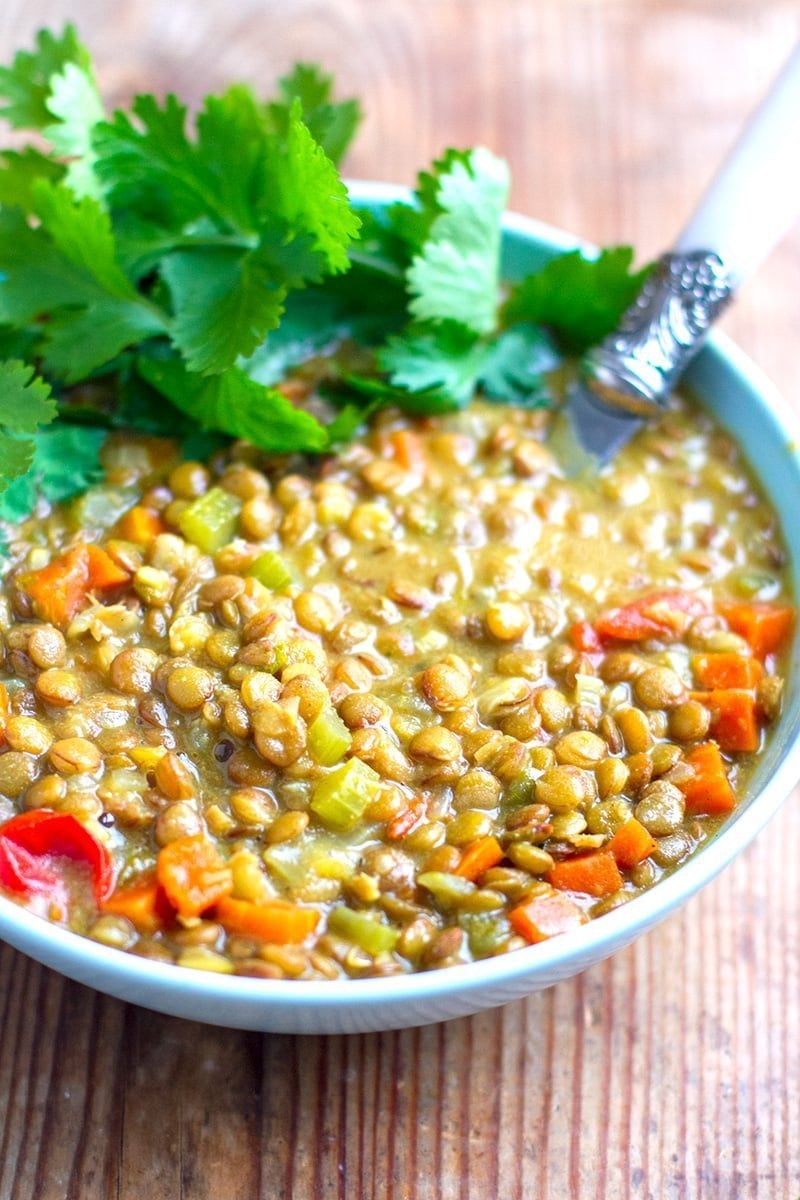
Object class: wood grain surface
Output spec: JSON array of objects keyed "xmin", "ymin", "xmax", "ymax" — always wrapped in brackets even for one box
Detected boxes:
[{"xmin": 1, "ymin": 2, "xmax": 800, "ymax": 1197}]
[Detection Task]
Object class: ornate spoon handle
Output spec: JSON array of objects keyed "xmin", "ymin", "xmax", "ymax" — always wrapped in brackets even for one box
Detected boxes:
[{"xmin": 583, "ymin": 44, "xmax": 800, "ymax": 415}]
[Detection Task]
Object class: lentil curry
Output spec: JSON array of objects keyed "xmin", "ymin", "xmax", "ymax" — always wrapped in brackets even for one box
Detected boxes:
[{"xmin": 0, "ymin": 396, "xmax": 794, "ymax": 980}]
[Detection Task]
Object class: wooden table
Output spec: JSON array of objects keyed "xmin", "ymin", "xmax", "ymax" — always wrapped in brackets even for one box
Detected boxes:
[{"xmin": 1, "ymin": 2, "xmax": 799, "ymax": 1196}]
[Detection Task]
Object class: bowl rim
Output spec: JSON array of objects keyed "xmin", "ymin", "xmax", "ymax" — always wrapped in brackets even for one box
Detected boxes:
[{"xmin": 1, "ymin": 182, "xmax": 799, "ymax": 1021}]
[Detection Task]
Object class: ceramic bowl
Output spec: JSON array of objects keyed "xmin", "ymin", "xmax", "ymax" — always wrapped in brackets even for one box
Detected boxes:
[{"xmin": 1, "ymin": 184, "xmax": 798, "ymax": 1034}]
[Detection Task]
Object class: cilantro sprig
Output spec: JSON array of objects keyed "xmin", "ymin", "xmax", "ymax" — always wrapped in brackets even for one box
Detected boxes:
[{"xmin": 0, "ymin": 24, "xmax": 650, "ymax": 532}]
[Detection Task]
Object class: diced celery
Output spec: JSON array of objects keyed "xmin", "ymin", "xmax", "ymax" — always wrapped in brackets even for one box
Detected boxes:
[
  {"xmin": 265, "ymin": 837, "xmax": 358, "ymax": 887},
  {"xmin": 327, "ymin": 905, "xmax": 399, "ymax": 955},
  {"xmin": 178, "ymin": 486, "xmax": 242, "ymax": 553},
  {"xmin": 310, "ymin": 759, "xmax": 381, "ymax": 831},
  {"xmin": 460, "ymin": 912, "xmax": 511, "ymax": 958},
  {"xmin": 262, "ymin": 841, "xmax": 309, "ymax": 888},
  {"xmin": 70, "ymin": 486, "xmax": 138, "ymax": 532},
  {"xmin": 248, "ymin": 550, "xmax": 293, "ymax": 592},
  {"xmin": 731, "ymin": 569, "xmax": 779, "ymax": 599},
  {"xmin": 308, "ymin": 707, "xmax": 352, "ymax": 766},
  {"xmin": 417, "ymin": 872, "xmax": 476, "ymax": 909}
]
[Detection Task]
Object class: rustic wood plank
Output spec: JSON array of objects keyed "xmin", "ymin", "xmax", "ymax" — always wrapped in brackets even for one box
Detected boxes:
[{"xmin": 0, "ymin": 2, "xmax": 799, "ymax": 1197}]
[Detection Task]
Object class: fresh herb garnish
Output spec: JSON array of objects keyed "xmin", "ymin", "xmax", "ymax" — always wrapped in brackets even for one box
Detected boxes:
[
  {"xmin": 0, "ymin": 23, "xmax": 650, "ymax": 530},
  {"xmin": 502, "ymin": 246, "xmax": 652, "ymax": 352}
]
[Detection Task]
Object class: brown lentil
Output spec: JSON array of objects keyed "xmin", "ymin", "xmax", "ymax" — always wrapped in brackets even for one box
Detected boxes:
[
  {"xmin": 27, "ymin": 626, "xmax": 67, "ymax": 670},
  {"xmin": 49, "ymin": 738, "xmax": 103, "ymax": 776},
  {"xmin": 166, "ymin": 666, "xmax": 216, "ymax": 711},
  {"xmin": 5, "ymin": 716, "xmax": 53, "ymax": 756},
  {"xmin": 35, "ymin": 669, "xmax": 81, "ymax": 707}
]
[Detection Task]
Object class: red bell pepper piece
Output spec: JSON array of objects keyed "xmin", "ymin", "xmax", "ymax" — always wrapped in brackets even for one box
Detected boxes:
[{"xmin": 0, "ymin": 810, "xmax": 113, "ymax": 905}]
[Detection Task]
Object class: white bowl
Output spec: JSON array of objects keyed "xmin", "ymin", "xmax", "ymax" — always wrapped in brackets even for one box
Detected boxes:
[{"xmin": 1, "ymin": 185, "xmax": 799, "ymax": 1034}]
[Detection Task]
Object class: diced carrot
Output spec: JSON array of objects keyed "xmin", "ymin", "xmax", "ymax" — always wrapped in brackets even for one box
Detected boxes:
[
  {"xmin": 102, "ymin": 876, "xmax": 174, "ymax": 935},
  {"xmin": 215, "ymin": 895, "xmax": 319, "ymax": 944},
  {"xmin": 84, "ymin": 543, "xmax": 132, "ymax": 590},
  {"xmin": 594, "ymin": 589, "xmax": 708, "ymax": 643},
  {"xmin": 156, "ymin": 835, "xmax": 234, "ymax": 918},
  {"xmin": 547, "ymin": 850, "xmax": 623, "ymax": 897},
  {"xmin": 454, "ymin": 835, "xmax": 505, "ymax": 881},
  {"xmin": 569, "ymin": 620, "xmax": 604, "ymax": 654},
  {"xmin": 389, "ymin": 429, "xmax": 425, "ymax": 474},
  {"xmin": 116, "ymin": 505, "xmax": 166, "ymax": 545},
  {"xmin": 509, "ymin": 890, "xmax": 586, "ymax": 944},
  {"xmin": 718, "ymin": 602, "xmax": 795, "ymax": 660},
  {"xmin": 692, "ymin": 652, "xmax": 763, "ymax": 690},
  {"xmin": 608, "ymin": 817, "xmax": 657, "ymax": 869},
  {"xmin": 678, "ymin": 742, "xmax": 736, "ymax": 815},
  {"xmin": 0, "ymin": 682, "xmax": 9, "ymax": 749},
  {"xmin": 18, "ymin": 546, "xmax": 91, "ymax": 626},
  {"xmin": 691, "ymin": 689, "xmax": 760, "ymax": 753},
  {"xmin": 18, "ymin": 543, "xmax": 130, "ymax": 627}
]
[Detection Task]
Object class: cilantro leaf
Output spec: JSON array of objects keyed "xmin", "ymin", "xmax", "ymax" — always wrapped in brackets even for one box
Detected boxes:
[
  {"xmin": 0, "ymin": 424, "xmax": 105, "ymax": 526},
  {"xmin": 406, "ymin": 147, "xmax": 509, "ymax": 335},
  {"xmin": 0, "ymin": 191, "xmax": 166, "ymax": 380},
  {"xmin": 0, "ymin": 360, "xmax": 57, "ymax": 432},
  {"xmin": 0, "ymin": 361, "xmax": 58, "ymax": 491},
  {"xmin": 41, "ymin": 302, "xmax": 166, "ymax": 383},
  {"xmin": 136, "ymin": 355, "xmax": 329, "ymax": 453},
  {"xmin": 43, "ymin": 61, "xmax": 104, "ymax": 198},
  {"xmin": 502, "ymin": 247, "xmax": 652, "ymax": 353},
  {"xmin": 194, "ymin": 85, "xmax": 279, "ymax": 232},
  {"xmin": 0, "ymin": 325, "xmax": 40, "ymax": 361},
  {"xmin": 269, "ymin": 63, "xmax": 361, "ymax": 165},
  {"xmin": 0, "ymin": 147, "xmax": 63, "ymax": 210},
  {"xmin": 0, "ymin": 208, "xmax": 115, "ymax": 323},
  {"xmin": 388, "ymin": 148, "xmax": 475, "ymax": 252},
  {"xmin": 162, "ymin": 244, "xmax": 287, "ymax": 373},
  {"xmin": 0, "ymin": 433, "xmax": 34, "ymax": 488},
  {"xmin": 324, "ymin": 402, "xmax": 376, "ymax": 445},
  {"xmin": 32, "ymin": 179, "xmax": 137, "ymax": 298},
  {"xmin": 94, "ymin": 86, "xmax": 359, "ymax": 276},
  {"xmin": 337, "ymin": 371, "xmax": 460, "ymax": 417},
  {"xmin": 259, "ymin": 101, "xmax": 360, "ymax": 275},
  {"xmin": 242, "ymin": 287, "xmax": 395, "ymax": 387},
  {"xmin": 93, "ymin": 93, "xmax": 209, "ymax": 229},
  {"xmin": 379, "ymin": 322, "xmax": 487, "ymax": 408},
  {"xmin": 0, "ymin": 24, "xmax": 90, "ymax": 130},
  {"xmin": 477, "ymin": 325, "xmax": 561, "ymax": 406}
]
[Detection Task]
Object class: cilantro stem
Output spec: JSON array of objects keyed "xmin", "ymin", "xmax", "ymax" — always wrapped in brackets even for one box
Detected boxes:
[
  {"xmin": 143, "ymin": 232, "xmax": 260, "ymax": 254},
  {"xmin": 346, "ymin": 249, "xmax": 406, "ymax": 281}
]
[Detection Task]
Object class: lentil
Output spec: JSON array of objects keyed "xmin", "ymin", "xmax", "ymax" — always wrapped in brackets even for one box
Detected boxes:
[
  {"xmin": 35, "ymin": 669, "xmax": 81, "ymax": 707},
  {"xmin": 166, "ymin": 666, "xmax": 216, "ymax": 711}
]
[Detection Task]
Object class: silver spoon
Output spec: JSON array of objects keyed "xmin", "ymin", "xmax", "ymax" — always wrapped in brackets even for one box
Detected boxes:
[{"xmin": 555, "ymin": 43, "xmax": 800, "ymax": 471}]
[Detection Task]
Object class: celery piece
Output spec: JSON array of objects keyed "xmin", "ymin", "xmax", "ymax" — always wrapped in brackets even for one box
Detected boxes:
[
  {"xmin": 328, "ymin": 905, "xmax": 399, "ymax": 955},
  {"xmin": 417, "ymin": 871, "xmax": 476, "ymax": 908},
  {"xmin": 262, "ymin": 841, "xmax": 309, "ymax": 888},
  {"xmin": 308, "ymin": 707, "xmax": 352, "ymax": 766},
  {"xmin": 731, "ymin": 569, "xmax": 779, "ymax": 599},
  {"xmin": 460, "ymin": 912, "xmax": 511, "ymax": 958},
  {"xmin": 310, "ymin": 758, "xmax": 381, "ymax": 831},
  {"xmin": 70, "ymin": 486, "xmax": 139, "ymax": 532},
  {"xmin": 178, "ymin": 486, "xmax": 242, "ymax": 553},
  {"xmin": 248, "ymin": 550, "xmax": 293, "ymax": 592}
]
